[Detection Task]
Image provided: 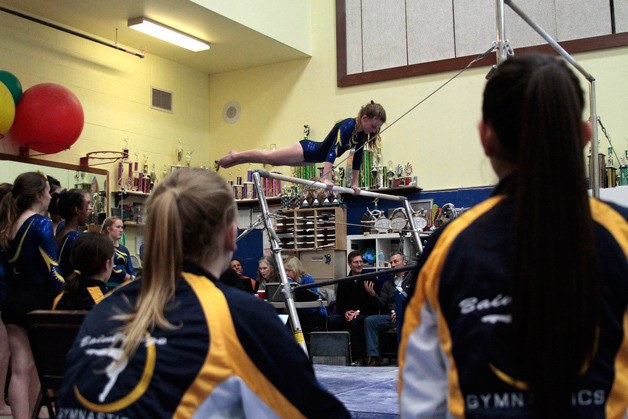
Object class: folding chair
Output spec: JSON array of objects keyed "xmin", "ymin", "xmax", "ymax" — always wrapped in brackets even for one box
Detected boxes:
[{"xmin": 27, "ymin": 310, "xmax": 87, "ymax": 419}]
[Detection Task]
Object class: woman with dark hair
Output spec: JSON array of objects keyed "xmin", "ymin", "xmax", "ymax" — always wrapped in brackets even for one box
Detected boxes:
[
  {"xmin": 0, "ymin": 172, "xmax": 65, "ymax": 419},
  {"xmin": 53, "ymin": 232, "xmax": 113, "ymax": 310},
  {"xmin": 226, "ymin": 258, "xmax": 254, "ymax": 293},
  {"xmin": 57, "ymin": 168, "xmax": 348, "ymax": 417},
  {"xmin": 57, "ymin": 189, "xmax": 93, "ymax": 278},
  {"xmin": 46, "ymin": 175, "xmax": 65, "ymax": 235},
  {"xmin": 399, "ymin": 54, "xmax": 628, "ymax": 417}
]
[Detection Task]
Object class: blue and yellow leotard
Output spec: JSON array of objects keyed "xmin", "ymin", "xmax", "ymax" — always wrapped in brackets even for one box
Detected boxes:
[
  {"xmin": 2, "ymin": 214, "xmax": 65, "ymax": 326},
  {"xmin": 58, "ymin": 229, "xmax": 81, "ymax": 279},
  {"xmin": 107, "ymin": 244, "xmax": 135, "ymax": 289},
  {"xmin": 299, "ymin": 118, "xmax": 368, "ymax": 170}
]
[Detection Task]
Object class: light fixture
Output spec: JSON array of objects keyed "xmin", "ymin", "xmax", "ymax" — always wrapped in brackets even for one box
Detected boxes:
[{"xmin": 128, "ymin": 17, "xmax": 210, "ymax": 52}]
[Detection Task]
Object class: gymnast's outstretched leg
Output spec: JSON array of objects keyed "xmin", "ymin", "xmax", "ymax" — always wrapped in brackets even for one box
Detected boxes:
[{"xmin": 218, "ymin": 143, "xmax": 305, "ymax": 168}]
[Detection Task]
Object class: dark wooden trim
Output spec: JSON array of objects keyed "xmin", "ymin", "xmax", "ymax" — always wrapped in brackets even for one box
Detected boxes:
[
  {"xmin": 336, "ymin": 0, "xmax": 348, "ymax": 87},
  {"xmin": 0, "ymin": 152, "xmax": 107, "ymax": 176},
  {"xmin": 338, "ymin": 54, "xmax": 496, "ymax": 87},
  {"xmin": 336, "ymin": 0, "xmax": 628, "ymax": 87},
  {"xmin": 0, "ymin": 152, "xmax": 110, "ymax": 216}
]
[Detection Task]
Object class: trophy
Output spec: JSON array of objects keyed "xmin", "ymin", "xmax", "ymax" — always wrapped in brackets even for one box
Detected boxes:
[
  {"xmin": 186, "ymin": 149, "xmax": 195, "ymax": 167},
  {"xmin": 177, "ymin": 140, "xmax": 183, "ymax": 164}
]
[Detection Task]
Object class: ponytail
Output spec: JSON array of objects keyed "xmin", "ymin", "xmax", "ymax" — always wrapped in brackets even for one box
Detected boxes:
[
  {"xmin": 485, "ymin": 55, "xmax": 598, "ymax": 415},
  {"xmin": 118, "ymin": 189, "xmax": 182, "ymax": 360},
  {"xmin": 115, "ymin": 169, "xmax": 235, "ymax": 361},
  {"xmin": 0, "ymin": 192, "xmax": 19, "ymax": 249}
]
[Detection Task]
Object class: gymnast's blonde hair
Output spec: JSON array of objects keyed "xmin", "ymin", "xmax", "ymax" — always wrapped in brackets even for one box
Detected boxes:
[{"xmin": 356, "ymin": 101, "xmax": 385, "ymax": 150}]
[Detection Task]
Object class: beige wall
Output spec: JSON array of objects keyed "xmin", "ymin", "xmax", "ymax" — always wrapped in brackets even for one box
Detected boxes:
[
  {"xmin": 0, "ymin": 11, "xmax": 211, "ymax": 184},
  {"xmin": 191, "ymin": 0, "xmax": 312, "ymax": 54},
  {"xmin": 209, "ymin": 1, "xmax": 628, "ymax": 191}
]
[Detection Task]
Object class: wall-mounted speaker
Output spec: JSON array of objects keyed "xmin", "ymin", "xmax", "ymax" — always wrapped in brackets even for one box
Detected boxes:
[{"xmin": 222, "ymin": 101, "xmax": 241, "ymax": 124}]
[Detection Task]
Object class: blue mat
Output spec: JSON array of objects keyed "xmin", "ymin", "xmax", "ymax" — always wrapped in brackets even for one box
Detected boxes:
[{"xmin": 314, "ymin": 365, "xmax": 399, "ymax": 418}]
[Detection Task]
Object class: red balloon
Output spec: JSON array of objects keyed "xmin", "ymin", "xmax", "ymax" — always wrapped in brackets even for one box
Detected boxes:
[{"xmin": 8, "ymin": 83, "xmax": 84, "ymax": 154}]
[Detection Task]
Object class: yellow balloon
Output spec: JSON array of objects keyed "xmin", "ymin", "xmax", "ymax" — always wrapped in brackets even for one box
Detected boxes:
[{"xmin": 0, "ymin": 82, "xmax": 16, "ymax": 137}]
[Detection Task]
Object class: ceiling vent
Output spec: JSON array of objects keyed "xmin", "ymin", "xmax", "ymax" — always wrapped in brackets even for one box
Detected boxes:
[{"xmin": 151, "ymin": 87, "xmax": 173, "ymax": 112}]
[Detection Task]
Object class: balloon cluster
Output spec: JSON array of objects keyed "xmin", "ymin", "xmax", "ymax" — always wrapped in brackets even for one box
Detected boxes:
[{"xmin": 0, "ymin": 70, "xmax": 84, "ymax": 153}]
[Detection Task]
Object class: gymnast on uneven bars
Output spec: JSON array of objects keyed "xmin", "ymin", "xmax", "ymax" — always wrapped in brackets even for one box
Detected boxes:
[{"xmin": 217, "ymin": 101, "xmax": 386, "ymax": 194}]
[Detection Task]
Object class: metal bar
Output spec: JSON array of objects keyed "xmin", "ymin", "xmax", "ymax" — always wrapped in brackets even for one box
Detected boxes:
[
  {"xmin": 295, "ymin": 264, "xmax": 417, "ymax": 290},
  {"xmin": 252, "ymin": 172, "xmax": 309, "ymax": 356},
  {"xmin": 256, "ymin": 170, "xmax": 408, "ymax": 202},
  {"xmin": 590, "ymin": 81, "xmax": 600, "ymax": 198},
  {"xmin": 0, "ymin": 6, "xmax": 145, "ymax": 59},
  {"xmin": 504, "ymin": 0, "xmax": 599, "ymax": 198},
  {"xmin": 503, "ymin": 0, "xmax": 593, "ymax": 81},
  {"xmin": 496, "ymin": 0, "xmax": 508, "ymax": 64},
  {"xmin": 403, "ymin": 199, "xmax": 424, "ymax": 254}
]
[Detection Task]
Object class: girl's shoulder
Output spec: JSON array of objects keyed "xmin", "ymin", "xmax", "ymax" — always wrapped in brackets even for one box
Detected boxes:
[
  {"xmin": 62, "ymin": 229, "xmax": 81, "ymax": 241},
  {"xmin": 299, "ymin": 274, "xmax": 315, "ymax": 285},
  {"xmin": 116, "ymin": 243, "xmax": 131, "ymax": 253},
  {"xmin": 23, "ymin": 213, "xmax": 53, "ymax": 235},
  {"xmin": 337, "ymin": 117, "xmax": 356, "ymax": 130}
]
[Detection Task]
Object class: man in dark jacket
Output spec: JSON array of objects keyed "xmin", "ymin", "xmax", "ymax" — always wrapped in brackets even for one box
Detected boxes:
[
  {"xmin": 364, "ymin": 251, "xmax": 411, "ymax": 366},
  {"xmin": 330, "ymin": 251, "xmax": 382, "ymax": 365}
]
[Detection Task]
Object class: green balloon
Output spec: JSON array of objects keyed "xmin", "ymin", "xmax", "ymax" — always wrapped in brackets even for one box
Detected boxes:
[{"xmin": 0, "ymin": 70, "xmax": 23, "ymax": 105}]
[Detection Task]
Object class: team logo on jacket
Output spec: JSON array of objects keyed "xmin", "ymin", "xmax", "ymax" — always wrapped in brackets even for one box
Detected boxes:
[{"xmin": 74, "ymin": 332, "xmax": 166, "ymax": 412}]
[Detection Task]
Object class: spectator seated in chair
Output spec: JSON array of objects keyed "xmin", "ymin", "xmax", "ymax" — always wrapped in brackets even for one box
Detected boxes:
[
  {"xmin": 53, "ymin": 232, "xmax": 113, "ymax": 311},
  {"xmin": 327, "ymin": 251, "xmax": 381, "ymax": 366},
  {"xmin": 364, "ymin": 251, "xmax": 411, "ymax": 366},
  {"xmin": 284, "ymin": 256, "xmax": 327, "ymax": 333}
]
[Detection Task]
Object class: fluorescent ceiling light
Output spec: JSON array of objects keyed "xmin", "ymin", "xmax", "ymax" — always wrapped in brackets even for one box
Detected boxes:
[{"xmin": 128, "ymin": 17, "xmax": 210, "ymax": 52}]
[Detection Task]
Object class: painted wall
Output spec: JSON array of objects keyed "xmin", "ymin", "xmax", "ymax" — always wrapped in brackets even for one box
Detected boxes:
[
  {"xmin": 209, "ymin": 1, "xmax": 628, "ymax": 192},
  {"xmin": 0, "ymin": 11, "xmax": 211, "ymax": 184},
  {"xmin": 191, "ymin": 0, "xmax": 311, "ymax": 54}
]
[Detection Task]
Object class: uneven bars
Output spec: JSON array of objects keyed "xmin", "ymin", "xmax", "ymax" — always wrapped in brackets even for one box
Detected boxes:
[
  {"xmin": 257, "ymin": 169, "xmax": 424, "ymax": 254},
  {"xmin": 252, "ymin": 171, "xmax": 309, "ymax": 355},
  {"xmin": 503, "ymin": 0, "xmax": 600, "ymax": 198},
  {"xmin": 256, "ymin": 170, "xmax": 408, "ymax": 202}
]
